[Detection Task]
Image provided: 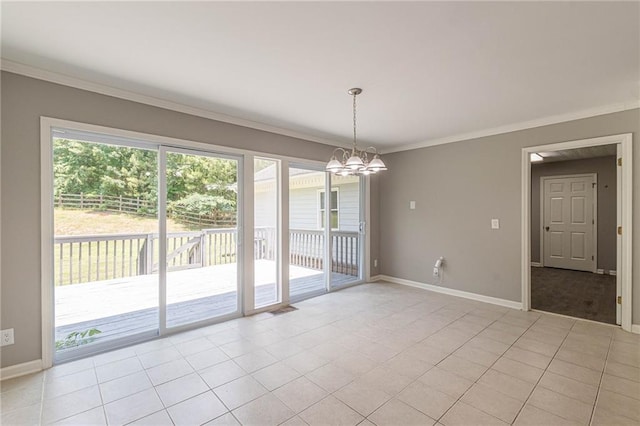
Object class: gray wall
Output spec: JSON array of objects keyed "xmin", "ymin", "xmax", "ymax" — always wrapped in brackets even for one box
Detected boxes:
[
  {"xmin": 531, "ymin": 156, "xmax": 617, "ymax": 271},
  {"xmin": 379, "ymin": 108, "xmax": 640, "ymax": 323},
  {"xmin": 0, "ymin": 71, "xmax": 381, "ymax": 368}
]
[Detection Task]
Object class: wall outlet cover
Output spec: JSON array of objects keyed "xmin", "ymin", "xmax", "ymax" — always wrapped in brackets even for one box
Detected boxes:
[{"xmin": 1, "ymin": 328, "xmax": 15, "ymax": 346}]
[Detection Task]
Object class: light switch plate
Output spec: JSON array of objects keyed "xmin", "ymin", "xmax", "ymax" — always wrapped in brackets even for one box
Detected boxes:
[
  {"xmin": 409, "ymin": 201, "xmax": 416, "ymax": 210},
  {"xmin": 491, "ymin": 219, "xmax": 500, "ymax": 229}
]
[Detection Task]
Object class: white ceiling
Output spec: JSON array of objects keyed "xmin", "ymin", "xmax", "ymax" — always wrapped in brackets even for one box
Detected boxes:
[{"xmin": 2, "ymin": 2, "xmax": 639, "ymax": 152}]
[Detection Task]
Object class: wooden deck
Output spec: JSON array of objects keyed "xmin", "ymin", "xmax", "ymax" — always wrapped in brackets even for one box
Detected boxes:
[{"xmin": 55, "ymin": 260, "xmax": 355, "ymax": 346}]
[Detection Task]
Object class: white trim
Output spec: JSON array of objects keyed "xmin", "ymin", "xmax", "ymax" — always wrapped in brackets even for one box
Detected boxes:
[
  {"xmin": 616, "ymin": 143, "xmax": 622, "ymax": 325},
  {"xmin": 40, "ymin": 121, "xmax": 54, "ymax": 369},
  {"xmin": 596, "ymin": 269, "xmax": 605, "ymax": 275},
  {"xmin": 380, "ymin": 275, "xmax": 522, "ymax": 310},
  {"xmin": 620, "ymin": 137, "xmax": 633, "ymax": 331},
  {"xmin": 531, "ymin": 309, "xmax": 620, "ymax": 329},
  {"xmin": 530, "ymin": 262, "xmax": 542, "ymax": 268},
  {"xmin": 632, "ymin": 324, "xmax": 640, "ymax": 334},
  {"xmin": 242, "ymin": 156, "xmax": 255, "ymax": 315},
  {"xmin": 539, "ymin": 173, "xmax": 598, "ymax": 273},
  {"xmin": 4, "ymin": 60, "xmax": 639, "ymax": 155},
  {"xmin": 364, "ymin": 177, "xmax": 371, "ymax": 283},
  {"xmin": 521, "ymin": 133, "xmax": 633, "ymax": 332},
  {"xmin": 42, "ymin": 117, "xmax": 327, "ymax": 167},
  {"xmin": 610, "ymin": 270, "xmax": 617, "ymax": 276},
  {"xmin": 368, "ymin": 275, "xmax": 383, "ymax": 282},
  {"xmin": 281, "ymin": 160, "xmax": 290, "ymax": 306},
  {"xmin": 386, "ymin": 101, "xmax": 640, "ymax": 153},
  {"xmin": 0, "ymin": 359, "xmax": 43, "ymax": 381},
  {"xmin": 2, "ymin": 60, "xmax": 346, "ymax": 149}
]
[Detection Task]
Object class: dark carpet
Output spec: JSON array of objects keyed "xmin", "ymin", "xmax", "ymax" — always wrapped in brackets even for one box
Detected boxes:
[{"xmin": 531, "ymin": 267, "xmax": 616, "ymax": 325}]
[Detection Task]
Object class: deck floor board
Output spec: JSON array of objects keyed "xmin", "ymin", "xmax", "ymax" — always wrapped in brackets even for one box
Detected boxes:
[{"xmin": 55, "ymin": 261, "xmax": 355, "ymax": 345}]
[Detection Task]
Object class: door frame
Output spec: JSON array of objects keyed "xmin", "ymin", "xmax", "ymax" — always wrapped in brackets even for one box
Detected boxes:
[
  {"xmin": 539, "ymin": 173, "xmax": 598, "ymax": 273},
  {"xmin": 521, "ymin": 133, "xmax": 633, "ymax": 332}
]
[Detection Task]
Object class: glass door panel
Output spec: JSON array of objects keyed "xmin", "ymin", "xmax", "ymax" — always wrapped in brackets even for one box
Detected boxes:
[
  {"xmin": 53, "ymin": 136, "xmax": 159, "ymax": 358},
  {"xmin": 288, "ymin": 166, "xmax": 327, "ymax": 301},
  {"xmin": 254, "ymin": 158, "xmax": 280, "ymax": 308},
  {"xmin": 165, "ymin": 150, "xmax": 239, "ymax": 328},
  {"xmin": 329, "ymin": 174, "xmax": 363, "ymax": 289}
]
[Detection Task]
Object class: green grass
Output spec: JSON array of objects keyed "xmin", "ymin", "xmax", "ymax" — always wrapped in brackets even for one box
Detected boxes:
[{"xmin": 55, "ymin": 208, "xmax": 191, "ymax": 235}]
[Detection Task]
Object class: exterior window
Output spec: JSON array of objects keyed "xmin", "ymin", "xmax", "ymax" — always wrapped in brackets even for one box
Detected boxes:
[{"xmin": 319, "ymin": 189, "xmax": 339, "ymax": 230}]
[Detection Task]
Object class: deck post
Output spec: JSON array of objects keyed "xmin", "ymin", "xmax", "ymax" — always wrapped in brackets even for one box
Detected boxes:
[
  {"xmin": 145, "ymin": 233, "xmax": 154, "ymax": 274},
  {"xmin": 200, "ymin": 231, "xmax": 207, "ymax": 267}
]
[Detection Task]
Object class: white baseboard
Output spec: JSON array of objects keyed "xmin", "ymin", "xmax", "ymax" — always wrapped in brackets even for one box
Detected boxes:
[
  {"xmin": 631, "ymin": 324, "xmax": 640, "ymax": 334},
  {"xmin": 0, "ymin": 359, "xmax": 43, "ymax": 381},
  {"xmin": 368, "ymin": 275, "xmax": 383, "ymax": 282},
  {"xmin": 530, "ymin": 262, "xmax": 542, "ymax": 267},
  {"xmin": 609, "ymin": 270, "xmax": 617, "ymax": 276},
  {"xmin": 379, "ymin": 275, "xmax": 523, "ymax": 310},
  {"xmin": 596, "ymin": 269, "xmax": 605, "ymax": 275}
]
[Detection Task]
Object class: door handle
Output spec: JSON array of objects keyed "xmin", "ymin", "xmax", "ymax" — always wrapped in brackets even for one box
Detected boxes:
[{"xmin": 545, "ymin": 226, "xmax": 550, "ymax": 232}]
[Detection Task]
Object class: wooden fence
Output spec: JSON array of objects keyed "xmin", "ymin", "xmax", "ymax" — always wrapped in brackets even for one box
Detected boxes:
[
  {"xmin": 55, "ymin": 193, "xmax": 236, "ymax": 227},
  {"xmin": 54, "ymin": 228, "xmax": 359, "ymax": 285}
]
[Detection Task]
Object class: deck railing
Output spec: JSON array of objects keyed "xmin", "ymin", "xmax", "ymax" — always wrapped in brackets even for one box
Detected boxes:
[{"xmin": 54, "ymin": 228, "xmax": 358, "ymax": 285}]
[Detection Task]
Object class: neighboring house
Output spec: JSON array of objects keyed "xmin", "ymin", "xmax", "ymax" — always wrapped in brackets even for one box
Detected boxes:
[
  {"xmin": 254, "ymin": 165, "xmax": 360, "ymax": 232},
  {"xmin": 253, "ymin": 165, "xmax": 361, "ymax": 270}
]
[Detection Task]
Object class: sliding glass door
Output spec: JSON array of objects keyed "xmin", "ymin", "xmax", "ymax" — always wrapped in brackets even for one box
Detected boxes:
[
  {"xmin": 254, "ymin": 157, "xmax": 280, "ymax": 308},
  {"xmin": 329, "ymin": 174, "xmax": 364, "ymax": 289},
  {"xmin": 288, "ymin": 165, "xmax": 328, "ymax": 301},
  {"xmin": 52, "ymin": 131, "xmax": 242, "ymax": 361},
  {"xmin": 164, "ymin": 149, "xmax": 240, "ymax": 329},
  {"xmin": 53, "ymin": 134, "xmax": 160, "ymax": 358}
]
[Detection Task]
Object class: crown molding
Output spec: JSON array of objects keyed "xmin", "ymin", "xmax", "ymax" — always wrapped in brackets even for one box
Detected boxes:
[
  {"xmin": 3, "ymin": 59, "xmax": 638, "ymax": 155},
  {"xmin": 0, "ymin": 59, "xmax": 346, "ymax": 148},
  {"xmin": 384, "ymin": 100, "xmax": 640, "ymax": 153}
]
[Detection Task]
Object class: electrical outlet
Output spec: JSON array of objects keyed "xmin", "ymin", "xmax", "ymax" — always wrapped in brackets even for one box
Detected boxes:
[
  {"xmin": 374, "ymin": 259, "xmax": 378, "ymax": 268},
  {"xmin": 433, "ymin": 267, "xmax": 439, "ymax": 277},
  {"xmin": 1, "ymin": 328, "xmax": 14, "ymax": 346}
]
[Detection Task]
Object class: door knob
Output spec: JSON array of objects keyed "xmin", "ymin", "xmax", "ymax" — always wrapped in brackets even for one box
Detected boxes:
[{"xmin": 545, "ymin": 226, "xmax": 550, "ymax": 232}]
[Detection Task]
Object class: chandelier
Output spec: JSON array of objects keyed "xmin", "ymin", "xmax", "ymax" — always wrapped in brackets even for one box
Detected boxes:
[{"xmin": 326, "ymin": 88, "xmax": 387, "ymax": 176}]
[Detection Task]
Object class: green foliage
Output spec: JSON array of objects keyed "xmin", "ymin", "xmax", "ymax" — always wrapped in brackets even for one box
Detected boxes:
[
  {"xmin": 166, "ymin": 152, "xmax": 237, "ymax": 203},
  {"xmin": 55, "ymin": 328, "xmax": 102, "ymax": 350},
  {"xmin": 54, "ymin": 139, "xmax": 158, "ymax": 201},
  {"xmin": 168, "ymin": 193, "xmax": 235, "ymax": 216},
  {"xmin": 53, "ymin": 139, "xmax": 238, "ymax": 215}
]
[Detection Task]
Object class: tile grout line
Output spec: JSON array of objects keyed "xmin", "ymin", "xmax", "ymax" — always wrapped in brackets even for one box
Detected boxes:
[
  {"xmin": 509, "ymin": 319, "xmax": 572, "ymax": 424},
  {"xmin": 288, "ymin": 300, "xmax": 471, "ymax": 422},
  {"xmin": 39, "ymin": 369, "xmax": 47, "ymax": 425},
  {"xmin": 588, "ymin": 334, "xmax": 614, "ymax": 426},
  {"xmin": 513, "ymin": 320, "xmax": 602, "ymax": 425},
  {"xmin": 435, "ymin": 311, "xmax": 543, "ymax": 425}
]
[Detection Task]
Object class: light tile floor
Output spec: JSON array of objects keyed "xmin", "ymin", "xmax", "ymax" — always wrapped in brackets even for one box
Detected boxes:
[{"xmin": 2, "ymin": 283, "xmax": 639, "ymax": 425}]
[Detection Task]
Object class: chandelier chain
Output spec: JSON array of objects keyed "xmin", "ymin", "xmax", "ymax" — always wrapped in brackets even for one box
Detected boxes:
[{"xmin": 352, "ymin": 92, "xmax": 357, "ymax": 151}]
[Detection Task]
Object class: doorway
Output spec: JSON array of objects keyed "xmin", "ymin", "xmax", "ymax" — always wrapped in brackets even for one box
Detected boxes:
[{"xmin": 521, "ymin": 134, "xmax": 633, "ymax": 331}]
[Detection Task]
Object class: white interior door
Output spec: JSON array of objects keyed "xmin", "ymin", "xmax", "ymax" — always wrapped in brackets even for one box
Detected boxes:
[{"xmin": 542, "ymin": 174, "xmax": 596, "ymax": 272}]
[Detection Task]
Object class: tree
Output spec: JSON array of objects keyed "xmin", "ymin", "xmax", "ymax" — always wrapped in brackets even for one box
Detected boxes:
[{"xmin": 53, "ymin": 138, "xmax": 238, "ymax": 213}]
